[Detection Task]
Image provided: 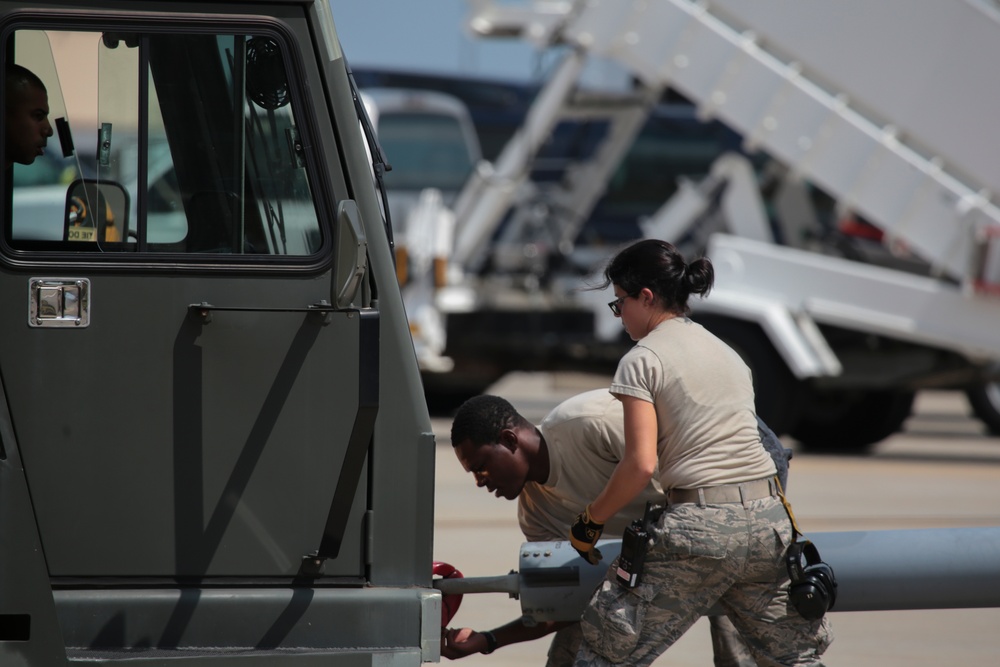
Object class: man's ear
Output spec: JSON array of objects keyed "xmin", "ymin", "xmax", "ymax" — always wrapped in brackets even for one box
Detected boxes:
[{"xmin": 498, "ymin": 427, "xmax": 519, "ymax": 452}]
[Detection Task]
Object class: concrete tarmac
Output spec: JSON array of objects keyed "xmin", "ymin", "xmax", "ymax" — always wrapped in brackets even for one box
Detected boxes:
[{"xmin": 431, "ymin": 372, "xmax": 1000, "ymax": 666}]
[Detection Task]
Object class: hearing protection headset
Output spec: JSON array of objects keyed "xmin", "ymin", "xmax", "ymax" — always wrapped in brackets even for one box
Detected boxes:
[{"xmin": 786, "ymin": 539, "xmax": 838, "ymax": 620}]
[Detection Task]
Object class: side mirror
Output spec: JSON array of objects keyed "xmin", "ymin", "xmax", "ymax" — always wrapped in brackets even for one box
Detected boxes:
[
  {"xmin": 64, "ymin": 179, "xmax": 130, "ymax": 245},
  {"xmin": 334, "ymin": 199, "xmax": 369, "ymax": 309}
]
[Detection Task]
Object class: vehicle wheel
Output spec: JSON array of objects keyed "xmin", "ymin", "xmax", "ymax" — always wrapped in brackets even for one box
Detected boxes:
[
  {"xmin": 966, "ymin": 382, "xmax": 1000, "ymax": 435},
  {"xmin": 693, "ymin": 315, "xmax": 803, "ymax": 436},
  {"xmin": 790, "ymin": 389, "xmax": 915, "ymax": 453}
]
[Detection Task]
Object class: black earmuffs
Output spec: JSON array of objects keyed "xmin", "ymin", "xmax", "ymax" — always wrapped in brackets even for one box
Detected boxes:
[{"xmin": 786, "ymin": 539, "xmax": 838, "ymax": 620}]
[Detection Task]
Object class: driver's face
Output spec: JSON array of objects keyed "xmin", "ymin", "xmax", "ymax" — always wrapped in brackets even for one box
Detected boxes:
[{"xmin": 6, "ymin": 83, "xmax": 53, "ymax": 167}]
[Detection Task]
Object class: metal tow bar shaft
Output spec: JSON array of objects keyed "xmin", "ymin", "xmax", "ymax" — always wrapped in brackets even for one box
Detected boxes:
[{"xmin": 434, "ymin": 527, "xmax": 1000, "ymax": 624}]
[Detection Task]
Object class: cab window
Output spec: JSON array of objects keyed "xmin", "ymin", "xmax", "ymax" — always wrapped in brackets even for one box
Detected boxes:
[{"xmin": 6, "ymin": 28, "xmax": 323, "ymax": 256}]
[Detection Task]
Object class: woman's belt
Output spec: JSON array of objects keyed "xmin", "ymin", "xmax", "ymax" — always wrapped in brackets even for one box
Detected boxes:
[{"xmin": 667, "ymin": 477, "xmax": 777, "ymax": 505}]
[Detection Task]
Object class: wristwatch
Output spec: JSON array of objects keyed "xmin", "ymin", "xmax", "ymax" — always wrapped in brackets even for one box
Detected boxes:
[{"xmin": 481, "ymin": 630, "xmax": 498, "ymax": 655}]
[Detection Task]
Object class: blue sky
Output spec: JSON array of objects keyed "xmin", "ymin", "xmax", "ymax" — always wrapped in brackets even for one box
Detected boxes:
[{"xmin": 328, "ymin": 0, "xmax": 544, "ymax": 83}]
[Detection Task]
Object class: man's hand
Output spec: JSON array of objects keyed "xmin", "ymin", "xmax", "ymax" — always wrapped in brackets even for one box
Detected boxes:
[
  {"xmin": 441, "ymin": 627, "xmax": 489, "ymax": 660},
  {"xmin": 570, "ymin": 505, "xmax": 604, "ymax": 564}
]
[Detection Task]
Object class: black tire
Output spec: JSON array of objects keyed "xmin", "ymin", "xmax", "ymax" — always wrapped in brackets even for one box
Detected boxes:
[
  {"xmin": 966, "ymin": 382, "xmax": 1000, "ymax": 435},
  {"xmin": 694, "ymin": 315, "xmax": 803, "ymax": 436},
  {"xmin": 790, "ymin": 389, "xmax": 915, "ymax": 453}
]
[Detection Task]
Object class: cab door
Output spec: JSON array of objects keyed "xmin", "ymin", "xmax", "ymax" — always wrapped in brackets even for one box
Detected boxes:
[{"xmin": 2, "ymin": 19, "xmax": 373, "ymax": 579}]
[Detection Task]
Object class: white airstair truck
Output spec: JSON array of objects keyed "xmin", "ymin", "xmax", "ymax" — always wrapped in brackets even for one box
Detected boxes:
[{"xmin": 448, "ymin": 0, "xmax": 1000, "ymax": 450}]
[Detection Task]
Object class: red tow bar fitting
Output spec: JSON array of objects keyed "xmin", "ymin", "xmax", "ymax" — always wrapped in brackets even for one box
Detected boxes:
[{"xmin": 432, "ymin": 561, "xmax": 464, "ymax": 627}]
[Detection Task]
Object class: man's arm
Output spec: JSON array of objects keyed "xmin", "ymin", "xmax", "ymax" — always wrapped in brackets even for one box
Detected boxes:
[
  {"xmin": 756, "ymin": 415, "xmax": 791, "ymax": 491},
  {"xmin": 442, "ymin": 619, "xmax": 571, "ymax": 660}
]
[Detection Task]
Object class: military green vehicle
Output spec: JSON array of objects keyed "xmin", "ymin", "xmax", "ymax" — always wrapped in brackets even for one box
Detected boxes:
[{"xmin": 1, "ymin": 1, "xmax": 439, "ymax": 664}]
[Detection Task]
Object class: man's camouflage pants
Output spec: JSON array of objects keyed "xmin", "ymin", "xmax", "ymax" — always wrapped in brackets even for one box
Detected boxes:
[{"xmin": 574, "ymin": 495, "xmax": 833, "ymax": 666}]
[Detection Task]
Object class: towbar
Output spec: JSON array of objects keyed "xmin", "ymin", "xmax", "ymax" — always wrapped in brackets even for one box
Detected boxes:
[{"xmin": 434, "ymin": 527, "xmax": 1000, "ymax": 624}]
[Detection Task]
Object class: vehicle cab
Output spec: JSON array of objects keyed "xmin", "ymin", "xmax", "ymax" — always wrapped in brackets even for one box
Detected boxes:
[{"xmin": 0, "ymin": 2, "xmax": 437, "ymax": 665}]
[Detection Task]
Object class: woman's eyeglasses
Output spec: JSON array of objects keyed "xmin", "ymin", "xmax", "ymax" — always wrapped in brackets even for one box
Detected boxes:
[{"xmin": 608, "ymin": 296, "xmax": 627, "ymax": 316}]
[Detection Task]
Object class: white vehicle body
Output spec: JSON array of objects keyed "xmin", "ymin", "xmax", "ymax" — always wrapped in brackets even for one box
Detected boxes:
[{"xmin": 358, "ymin": 87, "xmax": 483, "ymax": 373}]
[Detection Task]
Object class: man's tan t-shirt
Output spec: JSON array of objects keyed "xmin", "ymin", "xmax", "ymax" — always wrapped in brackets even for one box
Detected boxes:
[{"xmin": 517, "ymin": 389, "xmax": 665, "ymax": 542}]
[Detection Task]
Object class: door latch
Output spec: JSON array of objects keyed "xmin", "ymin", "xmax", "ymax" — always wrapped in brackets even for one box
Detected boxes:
[{"xmin": 29, "ymin": 278, "xmax": 90, "ymax": 328}]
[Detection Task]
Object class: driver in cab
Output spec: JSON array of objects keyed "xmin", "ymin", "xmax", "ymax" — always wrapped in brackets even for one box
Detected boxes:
[{"xmin": 5, "ymin": 63, "xmax": 53, "ymax": 169}]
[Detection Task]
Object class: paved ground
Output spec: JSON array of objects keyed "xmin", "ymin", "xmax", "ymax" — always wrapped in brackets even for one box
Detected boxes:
[{"xmin": 431, "ymin": 372, "xmax": 1000, "ymax": 666}]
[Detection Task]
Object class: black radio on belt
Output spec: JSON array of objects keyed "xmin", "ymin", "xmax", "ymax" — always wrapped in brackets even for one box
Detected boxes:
[
  {"xmin": 615, "ymin": 502, "xmax": 662, "ymax": 588},
  {"xmin": 615, "ymin": 519, "xmax": 649, "ymax": 588}
]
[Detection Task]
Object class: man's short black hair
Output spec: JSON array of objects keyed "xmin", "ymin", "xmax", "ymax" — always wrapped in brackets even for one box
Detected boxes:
[
  {"xmin": 5, "ymin": 63, "xmax": 47, "ymax": 110},
  {"xmin": 451, "ymin": 394, "xmax": 529, "ymax": 448}
]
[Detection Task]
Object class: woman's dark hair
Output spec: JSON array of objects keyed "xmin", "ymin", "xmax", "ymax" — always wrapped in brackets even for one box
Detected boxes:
[
  {"xmin": 450, "ymin": 394, "xmax": 531, "ymax": 448},
  {"xmin": 600, "ymin": 239, "xmax": 713, "ymax": 314}
]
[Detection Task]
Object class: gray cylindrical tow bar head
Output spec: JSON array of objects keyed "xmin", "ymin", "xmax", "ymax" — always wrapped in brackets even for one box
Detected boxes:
[{"xmin": 517, "ymin": 539, "xmax": 622, "ymax": 625}]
